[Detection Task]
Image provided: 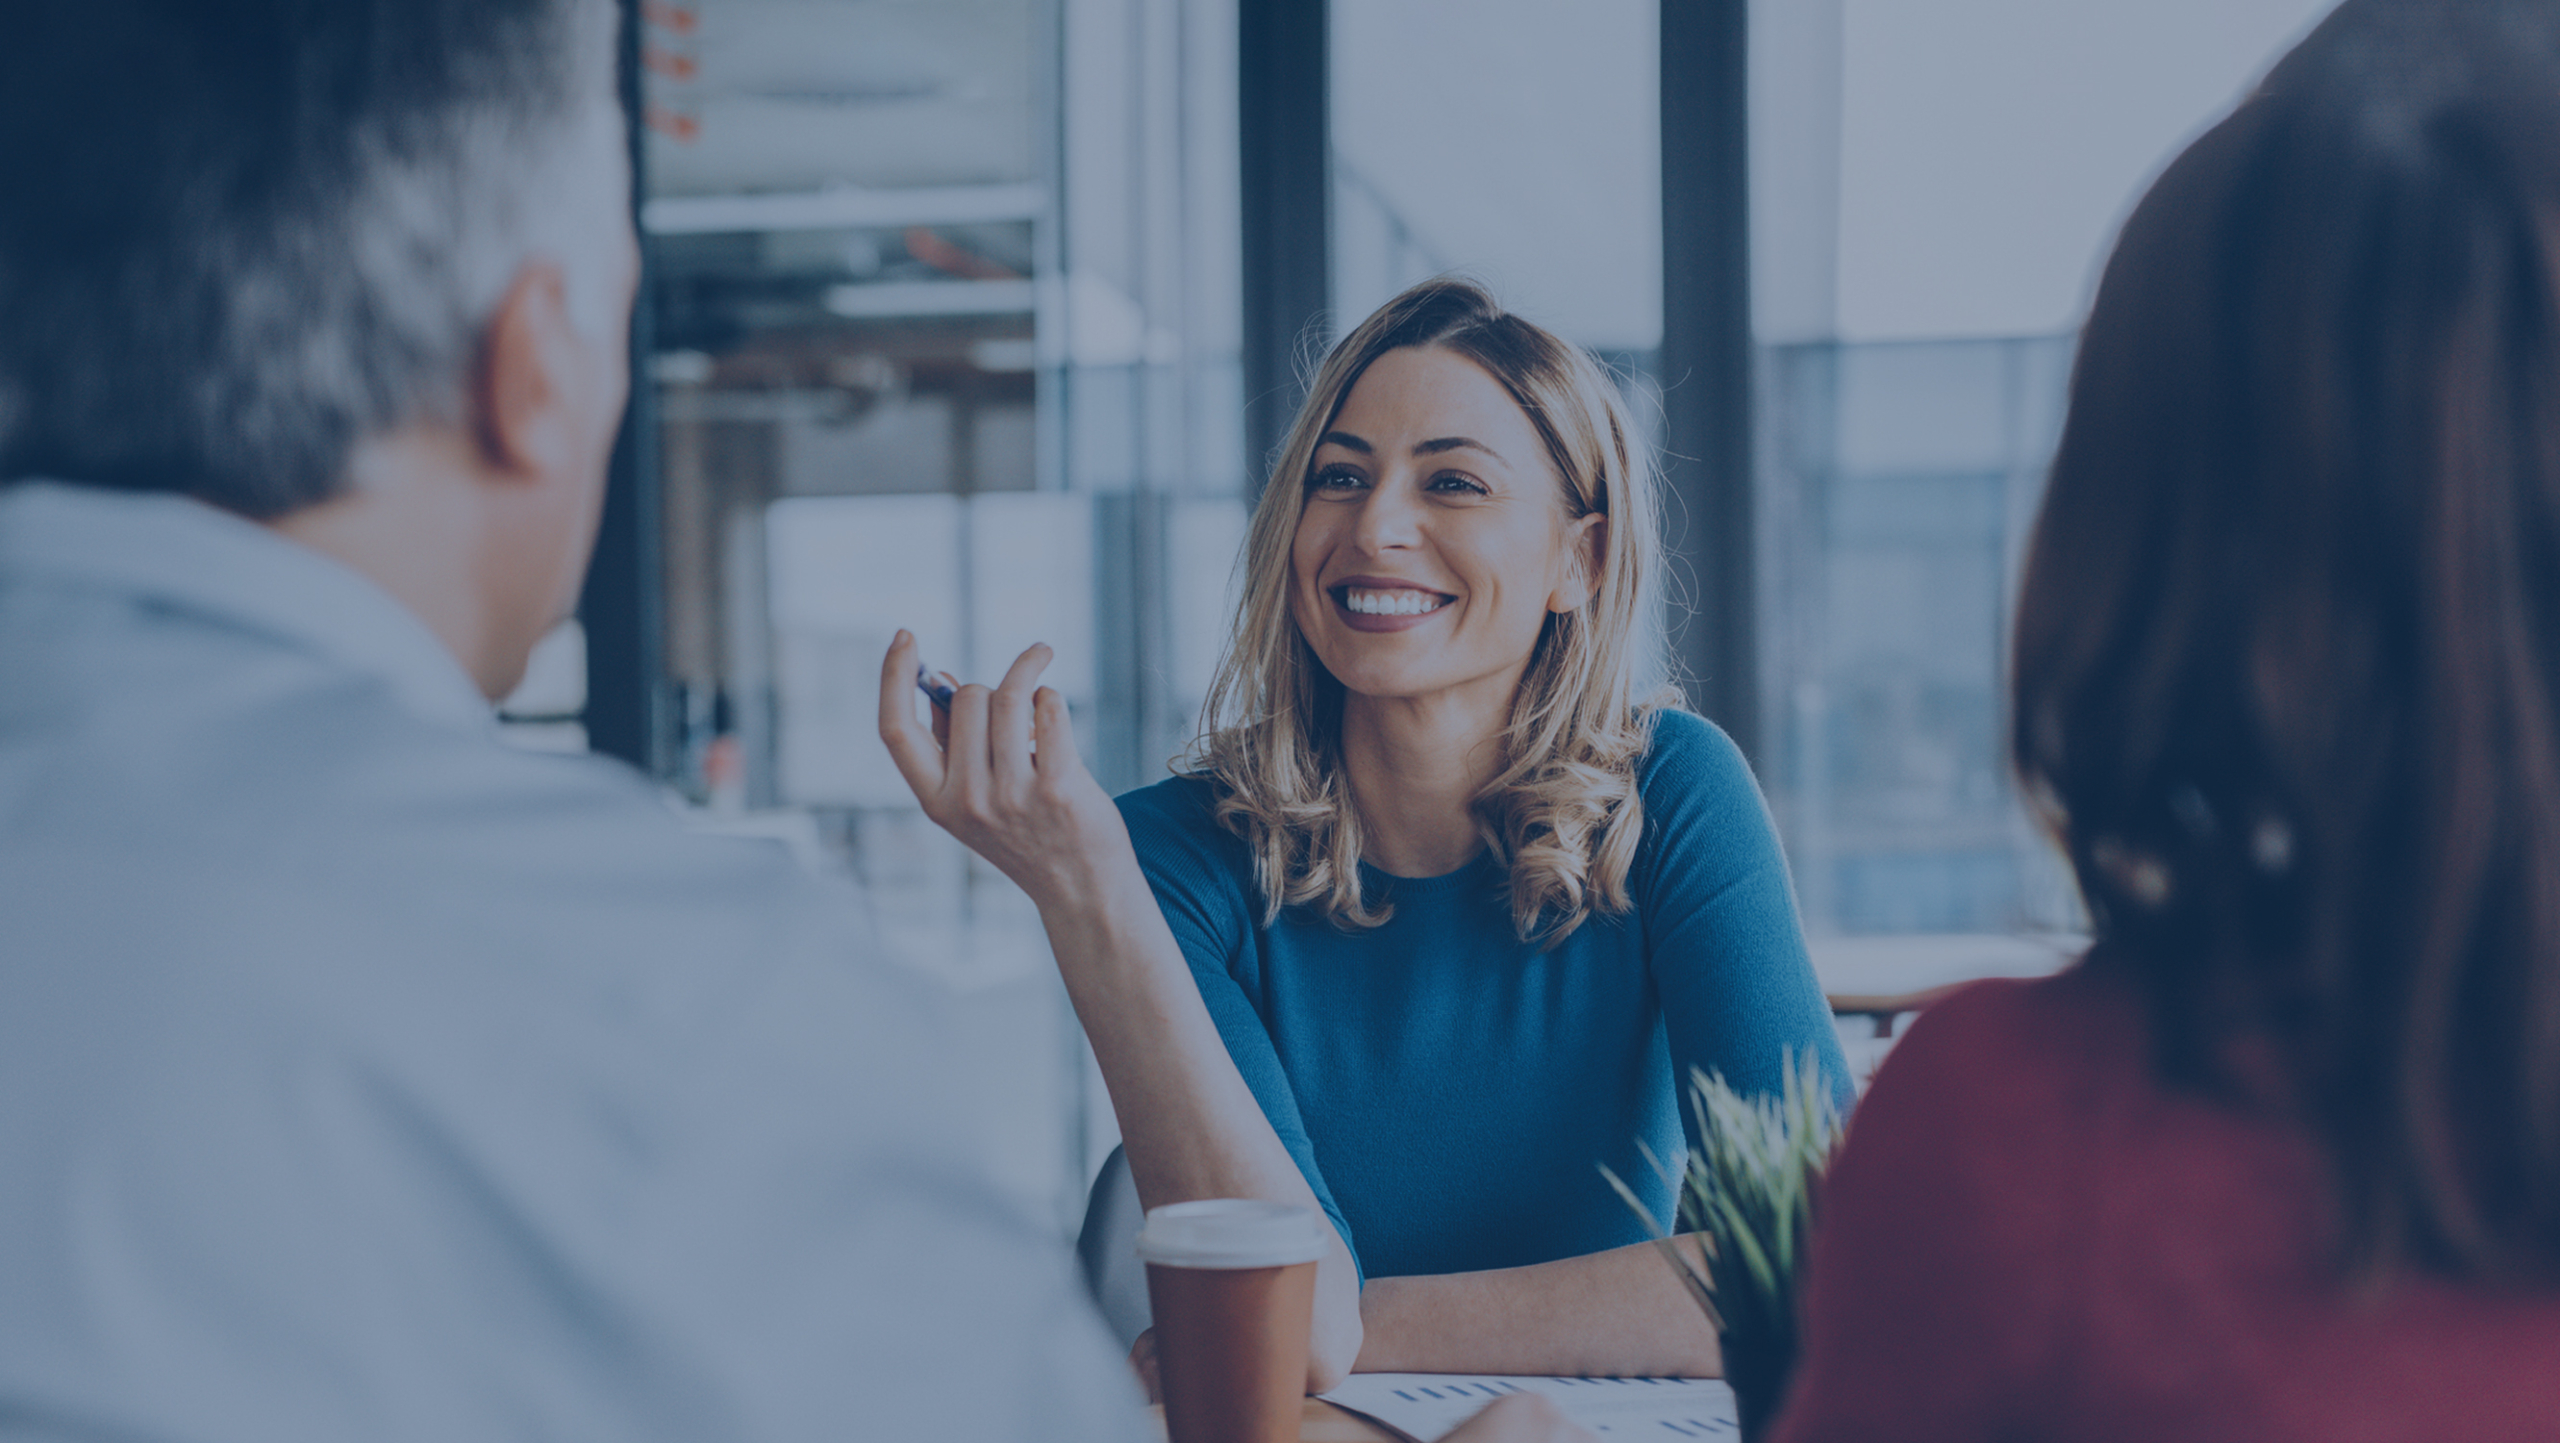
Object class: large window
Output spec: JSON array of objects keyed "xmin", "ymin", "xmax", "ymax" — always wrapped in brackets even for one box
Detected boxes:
[
  {"xmin": 628, "ymin": 0, "xmax": 1243, "ymax": 1225},
  {"xmin": 1747, "ymin": 0, "xmax": 2338, "ymax": 938},
  {"xmin": 1759, "ymin": 336, "xmax": 2078, "ymax": 934}
]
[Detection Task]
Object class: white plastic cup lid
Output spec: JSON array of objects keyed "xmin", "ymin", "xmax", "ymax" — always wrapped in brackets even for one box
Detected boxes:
[{"xmin": 1133, "ymin": 1199, "xmax": 1330, "ymax": 1269}]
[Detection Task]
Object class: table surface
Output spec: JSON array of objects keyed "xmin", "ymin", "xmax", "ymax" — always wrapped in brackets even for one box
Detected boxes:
[{"xmin": 1145, "ymin": 1398, "xmax": 1400, "ymax": 1442}]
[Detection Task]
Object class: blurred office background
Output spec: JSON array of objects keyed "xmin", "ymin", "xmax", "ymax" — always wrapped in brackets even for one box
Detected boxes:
[{"xmin": 505, "ymin": 0, "xmax": 2338, "ymax": 1229}]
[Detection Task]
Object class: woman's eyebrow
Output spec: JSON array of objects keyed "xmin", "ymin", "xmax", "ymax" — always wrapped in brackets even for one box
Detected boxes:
[{"xmin": 1316, "ymin": 431, "xmax": 1504, "ymax": 462}]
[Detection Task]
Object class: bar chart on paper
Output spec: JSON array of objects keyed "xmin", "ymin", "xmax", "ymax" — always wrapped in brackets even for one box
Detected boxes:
[{"xmin": 1320, "ymin": 1374, "xmax": 1738, "ymax": 1439}]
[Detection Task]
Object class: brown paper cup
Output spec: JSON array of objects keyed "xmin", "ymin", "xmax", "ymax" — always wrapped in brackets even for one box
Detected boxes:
[{"xmin": 1136, "ymin": 1200, "xmax": 1330, "ymax": 1443}]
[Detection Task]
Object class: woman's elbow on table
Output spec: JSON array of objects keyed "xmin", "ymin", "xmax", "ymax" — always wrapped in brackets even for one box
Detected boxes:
[{"xmin": 1306, "ymin": 1273, "xmax": 1364, "ymax": 1393}]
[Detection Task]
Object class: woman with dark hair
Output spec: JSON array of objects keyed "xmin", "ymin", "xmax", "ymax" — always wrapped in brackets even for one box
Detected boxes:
[{"xmin": 1774, "ymin": 2, "xmax": 2560, "ymax": 1437}]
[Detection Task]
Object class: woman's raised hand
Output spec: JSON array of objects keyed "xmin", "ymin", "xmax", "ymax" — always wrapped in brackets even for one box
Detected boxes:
[
  {"xmin": 877, "ymin": 630, "xmax": 1135, "ymax": 914},
  {"xmin": 882, "ymin": 634, "xmax": 1370, "ymax": 1390}
]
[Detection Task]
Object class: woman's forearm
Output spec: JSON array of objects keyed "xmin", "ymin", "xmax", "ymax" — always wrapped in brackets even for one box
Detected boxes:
[
  {"xmin": 1037, "ymin": 860, "xmax": 1366, "ymax": 1390},
  {"xmin": 874, "ymin": 636, "xmax": 1362, "ymax": 1389},
  {"xmin": 1353, "ymin": 1239, "xmax": 1720, "ymax": 1378}
]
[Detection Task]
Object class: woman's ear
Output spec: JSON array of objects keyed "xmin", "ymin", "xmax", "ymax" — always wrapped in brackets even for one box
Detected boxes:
[{"xmin": 1549, "ymin": 513, "xmax": 1608, "ymax": 613}]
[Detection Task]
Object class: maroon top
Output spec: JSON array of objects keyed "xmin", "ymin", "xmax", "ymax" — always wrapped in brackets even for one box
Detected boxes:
[{"xmin": 1771, "ymin": 959, "xmax": 2560, "ymax": 1442}]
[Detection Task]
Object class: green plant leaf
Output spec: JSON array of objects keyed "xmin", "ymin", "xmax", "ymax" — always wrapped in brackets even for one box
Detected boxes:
[{"xmin": 1603, "ymin": 1047, "xmax": 1845, "ymax": 1356}]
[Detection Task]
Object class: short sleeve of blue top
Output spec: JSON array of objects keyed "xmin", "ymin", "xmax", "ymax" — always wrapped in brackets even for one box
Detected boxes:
[{"xmin": 1115, "ymin": 708, "xmax": 1853, "ymax": 1281}]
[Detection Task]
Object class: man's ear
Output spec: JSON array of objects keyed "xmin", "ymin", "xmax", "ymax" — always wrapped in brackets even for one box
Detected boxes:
[
  {"xmin": 473, "ymin": 259, "xmax": 583, "ymax": 483},
  {"xmin": 1549, "ymin": 513, "xmax": 1608, "ymax": 613}
]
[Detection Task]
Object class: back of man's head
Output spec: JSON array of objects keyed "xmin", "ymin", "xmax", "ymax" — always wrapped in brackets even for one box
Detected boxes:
[{"xmin": 0, "ymin": 0, "xmax": 620, "ymax": 520}]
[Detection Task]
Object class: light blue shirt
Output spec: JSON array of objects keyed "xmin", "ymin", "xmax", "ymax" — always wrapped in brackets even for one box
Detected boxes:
[{"xmin": 0, "ymin": 482, "xmax": 1142, "ymax": 1443}]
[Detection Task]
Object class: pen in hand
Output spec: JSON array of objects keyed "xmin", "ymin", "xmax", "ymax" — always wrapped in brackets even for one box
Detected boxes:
[
  {"xmin": 912, "ymin": 653, "xmax": 1048, "ymax": 758},
  {"xmin": 915, "ymin": 660, "xmax": 959, "ymax": 712}
]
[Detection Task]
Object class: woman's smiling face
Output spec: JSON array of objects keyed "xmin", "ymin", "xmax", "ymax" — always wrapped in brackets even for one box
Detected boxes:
[{"xmin": 1289, "ymin": 344, "xmax": 1603, "ymax": 709}]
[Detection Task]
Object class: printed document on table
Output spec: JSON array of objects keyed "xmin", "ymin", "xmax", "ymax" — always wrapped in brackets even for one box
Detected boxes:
[{"xmin": 1320, "ymin": 1373, "xmax": 1737, "ymax": 1439}]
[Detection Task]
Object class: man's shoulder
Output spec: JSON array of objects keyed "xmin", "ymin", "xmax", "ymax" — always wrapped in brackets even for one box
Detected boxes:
[
  {"xmin": 0, "ymin": 613, "xmax": 882, "ymax": 1025},
  {"xmin": 0, "ymin": 683, "xmax": 1138, "ymax": 1441},
  {"xmin": 0, "ymin": 603, "xmax": 976, "ymax": 1176}
]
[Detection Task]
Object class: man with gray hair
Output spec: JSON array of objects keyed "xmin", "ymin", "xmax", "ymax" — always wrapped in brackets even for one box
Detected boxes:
[{"xmin": 0, "ymin": 3, "xmax": 1145, "ymax": 1438}]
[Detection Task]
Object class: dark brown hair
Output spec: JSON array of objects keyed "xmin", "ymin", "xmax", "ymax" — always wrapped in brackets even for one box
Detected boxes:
[{"xmin": 2014, "ymin": 0, "xmax": 2560, "ymax": 1282}]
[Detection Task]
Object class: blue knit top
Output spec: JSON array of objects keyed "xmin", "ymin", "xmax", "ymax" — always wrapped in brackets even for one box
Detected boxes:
[{"xmin": 1115, "ymin": 709, "xmax": 1850, "ymax": 1281}]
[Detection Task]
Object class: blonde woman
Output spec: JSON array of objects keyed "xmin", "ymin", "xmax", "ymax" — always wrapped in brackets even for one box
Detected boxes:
[{"xmin": 880, "ymin": 279, "xmax": 1846, "ymax": 1392}]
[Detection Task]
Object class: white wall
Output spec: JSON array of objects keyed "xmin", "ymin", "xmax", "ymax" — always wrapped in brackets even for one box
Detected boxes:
[
  {"xmin": 1750, "ymin": 0, "xmax": 1847, "ymax": 344},
  {"xmin": 1335, "ymin": 0, "xmax": 2341, "ymax": 347},
  {"xmin": 1756, "ymin": 0, "xmax": 2340, "ymax": 344},
  {"xmin": 1332, "ymin": 0, "xmax": 1662, "ymax": 350}
]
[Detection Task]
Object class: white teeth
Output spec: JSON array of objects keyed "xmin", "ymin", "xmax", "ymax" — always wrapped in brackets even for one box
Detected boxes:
[{"xmin": 1343, "ymin": 588, "xmax": 1445, "ymax": 616}]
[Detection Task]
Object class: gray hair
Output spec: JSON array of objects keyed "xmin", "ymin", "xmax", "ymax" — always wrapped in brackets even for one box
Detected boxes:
[{"xmin": 0, "ymin": 0, "xmax": 621, "ymax": 518}]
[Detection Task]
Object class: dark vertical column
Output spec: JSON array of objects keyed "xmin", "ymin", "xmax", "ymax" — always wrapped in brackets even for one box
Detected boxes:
[
  {"xmin": 582, "ymin": 0, "xmax": 669, "ymax": 775},
  {"xmin": 1091, "ymin": 491, "xmax": 1170, "ymax": 798},
  {"xmin": 1238, "ymin": 0, "xmax": 1329, "ymax": 498},
  {"xmin": 1660, "ymin": 0, "xmax": 1759, "ymax": 763}
]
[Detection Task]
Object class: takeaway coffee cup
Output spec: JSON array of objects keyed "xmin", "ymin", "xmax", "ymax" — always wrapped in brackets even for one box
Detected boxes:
[{"xmin": 1135, "ymin": 1199, "xmax": 1330, "ymax": 1443}]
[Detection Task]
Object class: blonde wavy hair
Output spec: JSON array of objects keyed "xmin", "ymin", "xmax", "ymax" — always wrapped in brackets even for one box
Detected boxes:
[{"xmin": 1183, "ymin": 278, "xmax": 1673, "ymax": 945}]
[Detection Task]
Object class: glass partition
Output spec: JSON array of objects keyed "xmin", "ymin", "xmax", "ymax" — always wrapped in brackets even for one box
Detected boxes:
[
  {"xmin": 633, "ymin": 0, "xmax": 1241, "ymax": 1224},
  {"xmin": 1758, "ymin": 336, "xmax": 2083, "ymax": 937}
]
